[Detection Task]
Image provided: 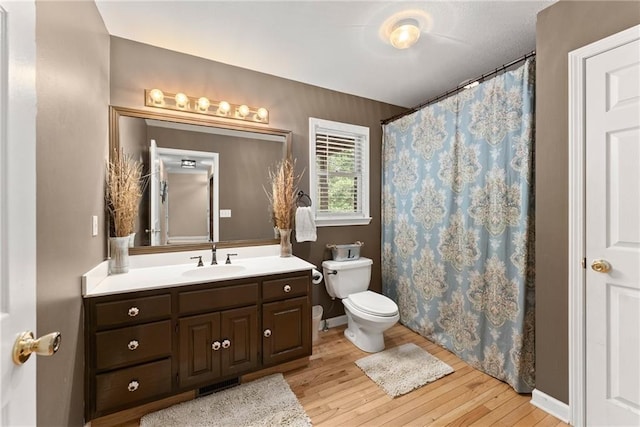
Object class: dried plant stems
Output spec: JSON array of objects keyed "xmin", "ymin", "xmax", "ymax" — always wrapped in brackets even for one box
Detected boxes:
[
  {"xmin": 106, "ymin": 148, "xmax": 144, "ymax": 237},
  {"xmin": 267, "ymin": 158, "xmax": 300, "ymax": 230}
]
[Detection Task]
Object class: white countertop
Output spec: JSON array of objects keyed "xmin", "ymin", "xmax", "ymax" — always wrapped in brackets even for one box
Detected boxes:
[{"xmin": 83, "ymin": 252, "xmax": 316, "ymax": 298}]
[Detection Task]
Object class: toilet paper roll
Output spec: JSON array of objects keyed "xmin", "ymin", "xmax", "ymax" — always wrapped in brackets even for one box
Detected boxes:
[{"xmin": 311, "ymin": 268, "xmax": 323, "ymax": 285}]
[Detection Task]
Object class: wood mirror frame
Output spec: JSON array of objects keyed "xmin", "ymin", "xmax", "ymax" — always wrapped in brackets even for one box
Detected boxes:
[{"xmin": 109, "ymin": 106, "xmax": 293, "ymax": 255}]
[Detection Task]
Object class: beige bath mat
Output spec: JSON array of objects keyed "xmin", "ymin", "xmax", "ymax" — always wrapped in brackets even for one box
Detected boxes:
[
  {"xmin": 140, "ymin": 373, "xmax": 311, "ymax": 426},
  {"xmin": 355, "ymin": 342, "xmax": 454, "ymax": 397}
]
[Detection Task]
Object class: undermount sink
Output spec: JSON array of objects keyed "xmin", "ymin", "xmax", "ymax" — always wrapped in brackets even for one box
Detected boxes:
[{"xmin": 182, "ymin": 264, "xmax": 247, "ymax": 278}]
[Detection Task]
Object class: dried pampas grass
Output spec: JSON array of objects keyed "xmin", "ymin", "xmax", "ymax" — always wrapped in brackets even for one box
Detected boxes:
[
  {"xmin": 106, "ymin": 148, "xmax": 144, "ymax": 237},
  {"xmin": 266, "ymin": 158, "xmax": 301, "ymax": 230}
]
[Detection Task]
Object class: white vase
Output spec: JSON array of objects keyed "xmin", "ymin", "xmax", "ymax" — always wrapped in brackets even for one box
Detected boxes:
[
  {"xmin": 109, "ymin": 236, "xmax": 130, "ymax": 274},
  {"xmin": 128, "ymin": 232, "xmax": 136, "ymax": 248}
]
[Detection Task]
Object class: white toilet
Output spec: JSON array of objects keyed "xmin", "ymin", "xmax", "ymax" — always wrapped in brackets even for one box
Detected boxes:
[{"xmin": 322, "ymin": 257, "xmax": 399, "ymax": 353}]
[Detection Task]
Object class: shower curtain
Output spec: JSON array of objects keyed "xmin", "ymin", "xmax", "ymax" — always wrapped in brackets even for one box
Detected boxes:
[{"xmin": 382, "ymin": 59, "xmax": 535, "ymax": 392}]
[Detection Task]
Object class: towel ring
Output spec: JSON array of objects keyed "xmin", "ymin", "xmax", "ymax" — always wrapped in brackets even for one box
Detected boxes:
[{"xmin": 296, "ymin": 191, "xmax": 312, "ymax": 207}]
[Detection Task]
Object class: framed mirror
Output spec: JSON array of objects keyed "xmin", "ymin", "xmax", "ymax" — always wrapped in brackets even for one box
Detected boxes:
[{"xmin": 109, "ymin": 106, "xmax": 292, "ymax": 254}]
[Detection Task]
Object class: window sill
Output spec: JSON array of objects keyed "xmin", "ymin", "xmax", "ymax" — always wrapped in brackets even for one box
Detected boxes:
[{"xmin": 315, "ymin": 217, "xmax": 372, "ymax": 227}]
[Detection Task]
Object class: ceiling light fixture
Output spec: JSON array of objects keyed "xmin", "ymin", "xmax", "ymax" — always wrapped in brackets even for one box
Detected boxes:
[
  {"xmin": 390, "ymin": 18, "xmax": 421, "ymax": 49},
  {"xmin": 144, "ymin": 89, "xmax": 269, "ymax": 124},
  {"xmin": 181, "ymin": 159, "xmax": 196, "ymax": 169}
]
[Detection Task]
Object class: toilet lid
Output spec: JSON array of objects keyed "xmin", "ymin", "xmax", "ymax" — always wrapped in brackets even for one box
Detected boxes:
[{"xmin": 347, "ymin": 291, "xmax": 398, "ymax": 317}]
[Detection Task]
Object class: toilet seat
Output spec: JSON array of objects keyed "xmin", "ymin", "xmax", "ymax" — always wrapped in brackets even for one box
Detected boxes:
[{"xmin": 346, "ymin": 291, "xmax": 398, "ymax": 317}]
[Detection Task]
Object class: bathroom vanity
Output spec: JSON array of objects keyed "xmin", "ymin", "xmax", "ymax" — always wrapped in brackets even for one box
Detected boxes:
[{"xmin": 82, "ymin": 253, "xmax": 313, "ymax": 420}]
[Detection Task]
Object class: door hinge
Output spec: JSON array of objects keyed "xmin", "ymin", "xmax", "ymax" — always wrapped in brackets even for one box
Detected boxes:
[{"xmin": 582, "ymin": 258, "xmax": 587, "ymax": 269}]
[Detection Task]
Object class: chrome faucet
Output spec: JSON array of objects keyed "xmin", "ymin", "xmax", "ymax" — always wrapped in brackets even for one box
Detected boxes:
[
  {"xmin": 225, "ymin": 253, "xmax": 238, "ymax": 264},
  {"xmin": 211, "ymin": 243, "xmax": 218, "ymax": 265},
  {"xmin": 190, "ymin": 255, "xmax": 204, "ymax": 267}
]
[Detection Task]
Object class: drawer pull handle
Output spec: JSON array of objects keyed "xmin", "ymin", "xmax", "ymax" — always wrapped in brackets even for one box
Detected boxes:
[
  {"xmin": 127, "ymin": 307, "xmax": 140, "ymax": 317},
  {"xmin": 212, "ymin": 341, "xmax": 221, "ymax": 351},
  {"xmin": 283, "ymin": 284, "xmax": 291, "ymax": 293},
  {"xmin": 221, "ymin": 339, "xmax": 231, "ymax": 349},
  {"xmin": 127, "ymin": 340, "xmax": 139, "ymax": 351},
  {"xmin": 263, "ymin": 329, "xmax": 272, "ymax": 338},
  {"xmin": 127, "ymin": 380, "xmax": 139, "ymax": 392}
]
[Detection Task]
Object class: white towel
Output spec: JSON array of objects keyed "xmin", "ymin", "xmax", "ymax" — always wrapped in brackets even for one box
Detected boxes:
[{"xmin": 295, "ymin": 206, "xmax": 317, "ymax": 242}]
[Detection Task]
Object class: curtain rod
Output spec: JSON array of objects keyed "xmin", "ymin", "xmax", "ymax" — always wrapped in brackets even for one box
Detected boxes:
[{"xmin": 381, "ymin": 50, "xmax": 536, "ymax": 125}]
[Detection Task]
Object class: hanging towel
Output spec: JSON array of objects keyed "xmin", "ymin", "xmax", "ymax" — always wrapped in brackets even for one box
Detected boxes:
[{"xmin": 295, "ymin": 206, "xmax": 317, "ymax": 242}]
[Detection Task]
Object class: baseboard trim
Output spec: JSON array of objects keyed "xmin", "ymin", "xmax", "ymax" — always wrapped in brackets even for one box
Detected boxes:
[
  {"xmin": 324, "ymin": 315, "xmax": 347, "ymax": 329},
  {"xmin": 531, "ymin": 389, "xmax": 570, "ymax": 424}
]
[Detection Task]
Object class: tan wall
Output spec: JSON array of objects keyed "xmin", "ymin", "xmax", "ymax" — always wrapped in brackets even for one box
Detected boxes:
[
  {"xmin": 110, "ymin": 37, "xmax": 405, "ymax": 319},
  {"xmin": 35, "ymin": 0, "xmax": 110, "ymax": 425},
  {"xmin": 167, "ymin": 172, "xmax": 209, "ymax": 238},
  {"xmin": 119, "ymin": 116, "xmax": 148, "ymax": 244},
  {"xmin": 149, "ymin": 127, "xmax": 282, "ymax": 241},
  {"xmin": 535, "ymin": 0, "xmax": 640, "ymax": 403}
]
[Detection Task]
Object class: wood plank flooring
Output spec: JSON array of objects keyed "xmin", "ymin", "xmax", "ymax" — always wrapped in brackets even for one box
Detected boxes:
[
  {"xmin": 99, "ymin": 323, "xmax": 569, "ymax": 426},
  {"xmin": 284, "ymin": 324, "xmax": 569, "ymax": 427}
]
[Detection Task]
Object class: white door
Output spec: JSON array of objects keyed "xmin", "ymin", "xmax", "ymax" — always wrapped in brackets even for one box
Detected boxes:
[
  {"xmin": 585, "ymin": 34, "xmax": 640, "ymax": 426},
  {"xmin": 149, "ymin": 139, "xmax": 161, "ymax": 245},
  {"xmin": 0, "ymin": 2, "xmax": 37, "ymax": 426}
]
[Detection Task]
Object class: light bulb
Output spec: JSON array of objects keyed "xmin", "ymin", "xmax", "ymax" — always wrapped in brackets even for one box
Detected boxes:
[
  {"xmin": 196, "ymin": 97, "xmax": 210, "ymax": 112},
  {"xmin": 174, "ymin": 92, "xmax": 189, "ymax": 109},
  {"xmin": 237, "ymin": 104, "xmax": 250, "ymax": 117},
  {"xmin": 390, "ymin": 19, "xmax": 421, "ymax": 49},
  {"xmin": 218, "ymin": 101, "xmax": 231, "ymax": 115},
  {"xmin": 256, "ymin": 107, "xmax": 269, "ymax": 121},
  {"xmin": 149, "ymin": 89, "xmax": 164, "ymax": 105}
]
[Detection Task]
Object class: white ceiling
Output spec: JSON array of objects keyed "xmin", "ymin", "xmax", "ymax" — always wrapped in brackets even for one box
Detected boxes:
[{"xmin": 95, "ymin": 0, "xmax": 554, "ymax": 108}]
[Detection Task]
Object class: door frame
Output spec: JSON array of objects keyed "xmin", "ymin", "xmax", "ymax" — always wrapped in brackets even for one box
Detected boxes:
[{"xmin": 568, "ymin": 24, "xmax": 640, "ymax": 427}]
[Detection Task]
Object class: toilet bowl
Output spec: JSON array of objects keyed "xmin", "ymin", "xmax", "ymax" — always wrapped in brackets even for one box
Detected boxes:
[{"xmin": 322, "ymin": 257, "xmax": 399, "ymax": 353}]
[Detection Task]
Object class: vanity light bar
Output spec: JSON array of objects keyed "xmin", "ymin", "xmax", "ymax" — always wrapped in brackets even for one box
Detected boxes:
[{"xmin": 144, "ymin": 89, "xmax": 269, "ymax": 124}]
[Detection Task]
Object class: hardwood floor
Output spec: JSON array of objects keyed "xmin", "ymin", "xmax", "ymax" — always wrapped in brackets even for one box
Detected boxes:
[
  {"xmin": 285, "ymin": 324, "xmax": 569, "ymax": 427},
  {"xmin": 98, "ymin": 323, "xmax": 569, "ymax": 426}
]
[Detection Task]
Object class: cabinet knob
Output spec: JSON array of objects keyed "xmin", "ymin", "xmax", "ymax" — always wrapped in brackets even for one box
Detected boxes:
[
  {"xmin": 127, "ymin": 340, "xmax": 139, "ymax": 351},
  {"xmin": 127, "ymin": 306, "xmax": 140, "ymax": 317},
  {"xmin": 211, "ymin": 341, "xmax": 221, "ymax": 351},
  {"xmin": 263, "ymin": 329, "xmax": 272, "ymax": 338},
  {"xmin": 127, "ymin": 380, "xmax": 139, "ymax": 392},
  {"xmin": 283, "ymin": 284, "xmax": 291, "ymax": 293},
  {"xmin": 221, "ymin": 339, "xmax": 231, "ymax": 349}
]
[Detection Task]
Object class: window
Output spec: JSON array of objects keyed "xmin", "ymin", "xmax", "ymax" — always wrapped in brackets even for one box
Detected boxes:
[{"xmin": 309, "ymin": 118, "xmax": 371, "ymax": 226}]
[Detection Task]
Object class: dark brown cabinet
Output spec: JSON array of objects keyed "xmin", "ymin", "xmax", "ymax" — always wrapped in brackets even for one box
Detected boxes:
[
  {"xmin": 178, "ymin": 312, "xmax": 221, "ymax": 388},
  {"xmin": 178, "ymin": 306, "xmax": 258, "ymax": 388},
  {"xmin": 220, "ymin": 306, "xmax": 258, "ymax": 375},
  {"xmin": 263, "ymin": 296, "xmax": 310, "ymax": 366},
  {"xmin": 84, "ymin": 270, "xmax": 311, "ymax": 421}
]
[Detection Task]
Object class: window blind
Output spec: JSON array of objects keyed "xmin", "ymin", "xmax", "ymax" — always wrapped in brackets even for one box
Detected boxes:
[{"xmin": 314, "ymin": 128, "xmax": 364, "ymax": 216}]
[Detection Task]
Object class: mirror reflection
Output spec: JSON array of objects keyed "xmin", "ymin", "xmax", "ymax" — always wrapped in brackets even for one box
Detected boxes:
[{"xmin": 110, "ymin": 107, "xmax": 291, "ymax": 252}]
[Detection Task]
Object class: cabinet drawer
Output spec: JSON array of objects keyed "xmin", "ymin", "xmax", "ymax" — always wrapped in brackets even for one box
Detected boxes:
[
  {"xmin": 95, "ymin": 358, "xmax": 172, "ymax": 414},
  {"xmin": 179, "ymin": 283, "xmax": 258, "ymax": 315},
  {"xmin": 95, "ymin": 320, "xmax": 172, "ymax": 370},
  {"xmin": 262, "ymin": 275, "xmax": 308, "ymax": 301},
  {"xmin": 94, "ymin": 294, "xmax": 171, "ymax": 329}
]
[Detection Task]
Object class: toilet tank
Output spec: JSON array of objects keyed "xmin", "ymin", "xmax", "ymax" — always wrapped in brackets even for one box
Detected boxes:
[{"xmin": 322, "ymin": 257, "xmax": 372, "ymax": 299}]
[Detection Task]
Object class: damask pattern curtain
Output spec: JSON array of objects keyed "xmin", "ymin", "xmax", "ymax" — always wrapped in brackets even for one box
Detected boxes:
[{"xmin": 382, "ymin": 59, "xmax": 535, "ymax": 392}]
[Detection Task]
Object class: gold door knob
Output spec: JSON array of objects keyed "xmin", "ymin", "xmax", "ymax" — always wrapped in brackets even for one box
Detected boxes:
[
  {"xmin": 591, "ymin": 259, "xmax": 612, "ymax": 273},
  {"xmin": 13, "ymin": 331, "xmax": 61, "ymax": 365}
]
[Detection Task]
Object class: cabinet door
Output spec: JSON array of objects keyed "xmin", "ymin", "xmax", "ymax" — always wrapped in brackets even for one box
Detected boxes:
[
  {"xmin": 221, "ymin": 306, "xmax": 258, "ymax": 376},
  {"xmin": 178, "ymin": 312, "xmax": 221, "ymax": 389},
  {"xmin": 262, "ymin": 296, "xmax": 311, "ymax": 366}
]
